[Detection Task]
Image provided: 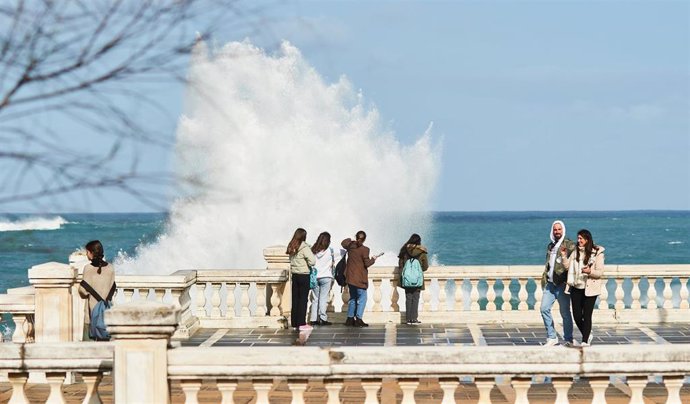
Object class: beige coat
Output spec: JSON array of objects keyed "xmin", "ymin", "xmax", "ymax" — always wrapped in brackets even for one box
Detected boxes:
[
  {"xmin": 289, "ymin": 242, "xmax": 316, "ymax": 275},
  {"xmin": 78, "ymin": 263, "xmax": 116, "ymax": 323},
  {"xmin": 563, "ymin": 246, "xmax": 605, "ymax": 297}
]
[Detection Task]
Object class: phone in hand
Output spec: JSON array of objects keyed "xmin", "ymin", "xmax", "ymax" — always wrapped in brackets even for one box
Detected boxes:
[{"xmin": 374, "ymin": 252, "xmax": 384, "ymax": 258}]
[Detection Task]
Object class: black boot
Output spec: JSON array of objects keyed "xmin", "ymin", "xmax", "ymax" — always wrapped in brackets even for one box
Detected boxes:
[
  {"xmin": 354, "ymin": 318, "xmax": 369, "ymax": 327},
  {"xmin": 345, "ymin": 317, "xmax": 355, "ymax": 326}
]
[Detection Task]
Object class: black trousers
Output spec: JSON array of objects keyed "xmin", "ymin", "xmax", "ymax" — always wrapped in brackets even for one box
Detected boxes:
[
  {"xmin": 291, "ymin": 273, "xmax": 310, "ymax": 328},
  {"xmin": 405, "ymin": 288, "xmax": 421, "ymax": 322},
  {"xmin": 570, "ymin": 287, "xmax": 597, "ymax": 342}
]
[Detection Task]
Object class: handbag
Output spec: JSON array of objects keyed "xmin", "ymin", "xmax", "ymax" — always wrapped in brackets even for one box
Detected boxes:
[{"xmin": 309, "ymin": 266, "xmax": 318, "ymax": 289}]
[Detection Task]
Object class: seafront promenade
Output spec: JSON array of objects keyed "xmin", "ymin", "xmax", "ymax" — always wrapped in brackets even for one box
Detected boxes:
[{"xmin": 0, "ymin": 247, "xmax": 688, "ymax": 403}]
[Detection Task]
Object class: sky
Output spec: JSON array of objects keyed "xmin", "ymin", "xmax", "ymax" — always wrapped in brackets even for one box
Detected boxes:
[{"xmin": 3, "ymin": 0, "xmax": 689, "ymax": 212}]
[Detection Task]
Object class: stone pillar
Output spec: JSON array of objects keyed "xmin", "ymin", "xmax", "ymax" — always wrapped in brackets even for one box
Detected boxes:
[
  {"xmin": 263, "ymin": 246, "xmax": 290, "ymax": 320},
  {"xmin": 106, "ymin": 301, "xmax": 179, "ymax": 404},
  {"xmin": 28, "ymin": 262, "xmax": 77, "ymax": 342}
]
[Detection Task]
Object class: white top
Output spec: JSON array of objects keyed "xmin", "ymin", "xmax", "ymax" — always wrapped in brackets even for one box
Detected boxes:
[{"xmin": 313, "ymin": 247, "xmax": 345, "ymax": 279}]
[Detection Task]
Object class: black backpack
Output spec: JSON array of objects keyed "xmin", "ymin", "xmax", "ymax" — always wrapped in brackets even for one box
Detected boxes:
[{"xmin": 334, "ymin": 253, "xmax": 347, "ymax": 287}]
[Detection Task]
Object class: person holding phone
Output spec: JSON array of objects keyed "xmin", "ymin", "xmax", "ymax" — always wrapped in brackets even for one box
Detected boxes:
[
  {"xmin": 341, "ymin": 230, "xmax": 379, "ymax": 327},
  {"xmin": 562, "ymin": 229, "xmax": 605, "ymax": 347}
]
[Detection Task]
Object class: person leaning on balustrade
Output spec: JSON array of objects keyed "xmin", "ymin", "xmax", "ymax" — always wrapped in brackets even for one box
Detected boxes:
[
  {"xmin": 341, "ymin": 230, "xmax": 381, "ymax": 327},
  {"xmin": 78, "ymin": 240, "xmax": 116, "ymax": 341},
  {"xmin": 540, "ymin": 220, "xmax": 576, "ymax": 347},
  {"xmin": 562, "ymin": 229, "xmax": 605, "ymax": 347},
  {"xmin": 286, "ymin": 228, "xmax": 316, "ymax": 331},
  {"xmin": 397, "ymin": 233, "xmax": 429, "ymax": 325}
]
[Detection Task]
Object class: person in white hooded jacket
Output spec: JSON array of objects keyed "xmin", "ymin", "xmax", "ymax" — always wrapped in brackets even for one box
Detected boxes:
[
  {"xmin": 309, "ymin": 232, "xmax": 345, "ymax": 326},
  {"xmin": 561, "ymin": 229, "xmax": 605, "ymax": 347}
]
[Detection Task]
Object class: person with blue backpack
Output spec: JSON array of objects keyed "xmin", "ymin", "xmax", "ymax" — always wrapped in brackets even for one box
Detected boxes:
[
  {"xmin": 397, "ymin": 234, "xmax": 429, "ymax": 325},
  {"xmin": 78, "ymin": 240, "xmax": 116, "ymax": 341},
  {"xmin": 308, "ymin": 232, "xmax": 344, "ymax": 326}
]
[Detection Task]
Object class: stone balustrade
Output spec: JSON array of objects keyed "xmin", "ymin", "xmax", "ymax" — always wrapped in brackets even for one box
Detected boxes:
[{"xmin": 0, "ymin": 286, "xmax": 35, "ymax": 343}]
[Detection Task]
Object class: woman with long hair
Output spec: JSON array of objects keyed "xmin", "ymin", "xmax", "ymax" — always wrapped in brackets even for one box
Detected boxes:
[
  {"xmin": 561, "ymin": 229, "xmax": 605, "ymax": 346},
  {"xmin": 397, "ymin": 233, "xmax": 429, "ymax": 325},
  {"xmin": 308, "ymin": 232, "xmax": 342, "ymax": 326},
  {"xmin": 286, "ymin": 228, "xmax": 316, "ymax": 330},
  {"xmin": 78, "ymin": 240, "xmax": 116, "ymax": 341}
]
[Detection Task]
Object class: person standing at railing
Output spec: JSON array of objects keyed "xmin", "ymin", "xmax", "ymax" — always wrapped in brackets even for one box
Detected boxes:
[
  {"xmin": 397, "ymin": 233, "xmax": 429, "ymax": 325},
  {"xmin": 78, "ymin": 240, "xmax": 116, "ymax": 341},
  {"xmin": 342, "ymin": 230, "xmax": 381, "ymax": 327},
  {"xmin": 287, "ymin": 228, "xmax": 316, "ymax": 330},
  {"xmin": 562, "ymin": 229, "xmax": 605, "ymax": 347},
  {"xmin": 309, "ymin": 231, "xmax": 344, "ymax": 326},
  {"xmin": 540, "ymin": 220, "xmax": 576, "ymax": 347}
]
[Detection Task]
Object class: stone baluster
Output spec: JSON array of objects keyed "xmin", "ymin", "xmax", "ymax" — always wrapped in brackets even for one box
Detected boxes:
[
  {"xmin": 196, "ymin": 283, "xmax": 207, "ymax": 318},
  {"xmin": 627, "ymin": 376, "xmax": 648, "ymax": 404},
  {"xmin": 324, "ymin": 379, "xmax": 343, "ymax": 404},
  {"xmin": 679, "ymin": 277, "xmax": 689, "ymax": 309},
  {"xmin": 361, "ymin": 379, "xmax": 381, "ymax": 404},
  {"xmin": 614, "ymin": 279, "xmax": 625, "ymax": 310},
  {"xmin": 81, "ymin": 373, "xmax": 102, "ymax": 404},
  {"xmin": 46, "ymin": 372, "xmax": 67, "ymax": 403},
  {"xmin": 486, "ymin": 279, "xmax": 497, "ymax": 311},
  {"xmin": 123, "ymin": 289, "xmax": 134, "ymax": 303},
  {"xmin": 588, "ymin": 377, "xmax": 609, "ymax": 404},
  {"xmin": 253, "ymin": 380, "xmax": 274, "ymax": 404},
  {"xmin": 391, "ymin": 282, "xmax": 400, "ymax": 312},
  {"xmin": 287, "ymin": 379, "xmax": 308, "ymax": 404},
  {"xmin": 372, "ymin": 280, "xmax": 383, "ymax": 312},
  {"xmin": 422, "ymin": 279, "xmax": 432, "ymax": 312},
  {"xmin": 106, "ymin": 301, "xmax": 179, "ymax": 404},
  {"xmin": 240, "ymin": 283, "xmax": 251, "ymax": 316},
  {"xmin": 662, "ymin": 278, "xmax": 673, "ymax": 309},
  {"xmin": 598, "ymin": 279, "xmax": 609, "ymax": 310},
  {"xmin": 270, "ymin": 284, "xmax": 282, "ymax": 316},
  {"xmin": 180, "ymin": 379, "xmax": 202, "ymax": 404},
  {"xmin": 155, "ymin": 288, "xmax": 165, "ymax": 303},
  {"xmin": 438, "ymin": 378, "xmax": 458, "ymax": 404},
  {"xmin": 631, "ymin": 278, "xmax": 642, "ymax": 309},
  {"xmin": 256, "ymin": 283, "xmax": 268, "ymax": 316},
  {"xmin": 11, "ymin": 314, "xmax": 34, "ymax": 343},
  {"xmin": 552, "ymin": 377, "xmax": 572, "ymax": 404},
  {"xmin": 647, "ymin": 277, "xmax": 658, "ymax": 309},
  {"xmin": 341, "ymin": 287, "xmax": 350, "ymax": 312},
  {"xmin": 399, "ymin": 378, "xmax": 419, "ymax": 404},
  {"xmin": 438, "ymin": 279, "xmax": 448, "ymax": 312},
  {"xmin": 210, "ymin": 283, "xmax": 222, "ymax": 317},
  {"xmin": 518, "ymin": 278, "xmax": 529, "ymax": 311},
  {"xmin": 7, "ymin": 372, "xmax": 29, "ymax": 404},
  {"xmin": 475, "ymin": 378, "xmax": 495, "ymax": 404},
  {"xmin": 216, "ymin": 380, "xmax": 237, "ymax": 404},
  {"xmin": 501, "ymin": 279, "xmax": 512, "ymax": 311},
  {"xmin": 663, "ymin": 375, "xmax": 684, "ymax": 404},
  {"xmin": 263, "ymin": 246, "xmax": 291, "ymax": 318},
  {"xmin": 226, "ymin": 283, "xmax": 236, "ymax": 318},
  {"xmin": 454, "ymin": 280, "xmax": 464, "ymax": 311},
  {"xmin": 470, "ymin": 279, "xmax": 480, "ymax": 311},
  {"xmin": 28, "ymin": 262, "xmax": 77, "ymax": 343},
  {"xmin": 534, "ymin": 280, "xmax": 544, "ymax": 310},
  {"xmin": 512, "ymin": 377, "xmax": 532, "ymax": 404}
]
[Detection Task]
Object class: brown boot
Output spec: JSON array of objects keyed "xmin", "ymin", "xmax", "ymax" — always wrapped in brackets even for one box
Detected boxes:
[
  {"xmin": 354, "ymin": 318, "xmax": 369, "ymax": 327},
  {"xmin": 345, "ymin": 317, "xmax": 355, "ymax": 326}
]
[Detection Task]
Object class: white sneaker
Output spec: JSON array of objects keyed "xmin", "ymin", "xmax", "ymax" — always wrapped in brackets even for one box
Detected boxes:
[
  {"xmin": 544, "ymin": 338, "xmax": 559, "ymax": 347},
  {"xmin": 587, "ymin": 333, "xmax": 593, "ymax": 345},
  {"xmin": 580, "ymin": 342, "xmax": 590, "ymax": 347},
  {"xmin": 562, "ymin": 341, "xmax": 575, "ymax": 348}
]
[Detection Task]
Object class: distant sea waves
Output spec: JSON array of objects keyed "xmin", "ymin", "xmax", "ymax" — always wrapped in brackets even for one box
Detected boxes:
[{"xmin": 0, "ymin": 216, "xmax": 68, "ymax": 232}]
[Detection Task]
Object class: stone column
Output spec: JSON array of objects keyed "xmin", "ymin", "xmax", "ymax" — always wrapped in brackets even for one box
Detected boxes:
[
  {"xmin": 28, "ymin": 262, "xmax": 77, "ymax": 342},
  {"xmin": 106, "ymin": 301, "xmax": 179, "ymax": 404},
  {"xmin": 263, "ymin": 246, "xmax": 290, "ymax": 321}
]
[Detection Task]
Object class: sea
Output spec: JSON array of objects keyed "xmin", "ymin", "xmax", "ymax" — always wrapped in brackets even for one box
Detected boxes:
[{"xmin": 0, "ymin": 210, "xmax": 688, "ymax": 294}]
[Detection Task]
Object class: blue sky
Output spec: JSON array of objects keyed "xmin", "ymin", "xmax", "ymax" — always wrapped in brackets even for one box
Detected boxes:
[{"xmin": 5, "ymin": 0, "xmax": 689, "ymax": 212}]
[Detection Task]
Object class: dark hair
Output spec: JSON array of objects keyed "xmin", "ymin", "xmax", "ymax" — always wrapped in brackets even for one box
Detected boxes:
[
  {"xmin": 355, "ymin": 230, "xmax": 366, "ymax": 246},
  {"xmin": 312, "ymin": 232, "xmax": 331, "ymax": 254},
  {"xmin": 575, "ymin": 229, "xmax": 594, "ymax": 265},
  {"xmin": 286, "ymin": 228, "xmax": 307, "ymax": 256},
  {"xmin": 398, "ymin": 233, "xmax": 422, "ymax": 259},
  {"xmin": 85, "ymin": 240, "xmax": 108, "ymax": 274}
]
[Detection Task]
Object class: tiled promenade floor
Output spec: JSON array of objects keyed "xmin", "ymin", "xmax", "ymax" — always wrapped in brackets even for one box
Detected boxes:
[{"xmin": 1, "ymin": 323, "xmax": 688, "ymax": 403}]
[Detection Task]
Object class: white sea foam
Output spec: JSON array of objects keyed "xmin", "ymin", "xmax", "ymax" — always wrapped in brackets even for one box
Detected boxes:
[
  {"xmin": 668, "ymin": 241, "xmax": 683, "ymax": 245},
  {"xmin": 116, "ymin": 41, "xmax": 440, "ymax": 274},
  {"xmin": 0, "ymin": 216, "xmax": 68, "ymax": 232}
]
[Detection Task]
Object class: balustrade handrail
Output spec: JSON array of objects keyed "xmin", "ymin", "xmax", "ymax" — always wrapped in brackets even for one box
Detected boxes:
[
  {"xmin": 0, "ymin": 342, "xmax": 113, "ymax": 372},
  {"xmin": 167, "ymin": 344, "xmax": 690, "ymax": 379}
]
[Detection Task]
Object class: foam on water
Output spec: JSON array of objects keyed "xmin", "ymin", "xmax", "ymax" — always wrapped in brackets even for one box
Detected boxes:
[
  {"xmin": 117, "ymin": 41, "xmax": 439, "ymax": 274},
  {"xmin": 0, "ymin": 216, "xmax": 68, "ymax": 232}
]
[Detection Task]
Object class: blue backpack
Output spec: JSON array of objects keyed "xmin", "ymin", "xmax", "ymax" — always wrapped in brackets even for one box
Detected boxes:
[
  {"xmin": 401, "ymin": 258, "xmax": 423, "ymax": 288},
  {"xmin": 80, "ymin": 281, "xmax": 116, "ymax": 341}
]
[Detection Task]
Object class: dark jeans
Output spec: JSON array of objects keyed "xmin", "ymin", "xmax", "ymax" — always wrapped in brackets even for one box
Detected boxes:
[
  {"xmin": 570, "ymin": 287, "xmax": 597, "ymax": 343},
  {"xmin": 405, "ymin": 288, "xmax": 420, "ymax": 322},
  {"xmin": 291, "ymin": 273, "xmax": 310, "ymax": 328}
]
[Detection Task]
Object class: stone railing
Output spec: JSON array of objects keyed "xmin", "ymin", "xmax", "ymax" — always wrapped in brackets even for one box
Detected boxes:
[
  {"xmin": 0, "ymin": 286, "xmax": 35, "ymax": 343},
  {"xmin": 0, "ymin": 302, "xmax": 687, "ymax": 403}
]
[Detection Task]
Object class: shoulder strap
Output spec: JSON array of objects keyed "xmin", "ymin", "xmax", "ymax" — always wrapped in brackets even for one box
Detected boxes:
[
  {"xmin": 330, "ymin": 247, "xmax": 335, "ymax": 266},
  {"xmin": 106, "ymin": 282, "xmax": 117, "ymax": 301},
  {"xmin": 80, "ymin": 280, "xmax": 104, "ymax": 302}
]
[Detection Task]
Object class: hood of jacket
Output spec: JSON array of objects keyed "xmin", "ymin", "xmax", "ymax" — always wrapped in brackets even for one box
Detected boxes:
[
  {"xmin": 404, "ymin": 244, "xmax": 428, "ymax": 258},
  {"xmin": 549, "ymin": 220, "xmax": 566, "ymax": 244}
]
